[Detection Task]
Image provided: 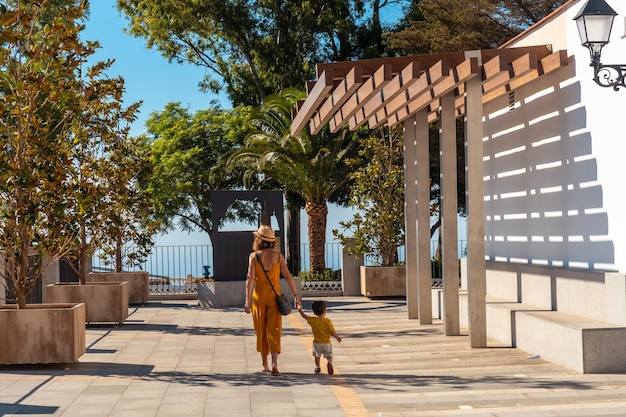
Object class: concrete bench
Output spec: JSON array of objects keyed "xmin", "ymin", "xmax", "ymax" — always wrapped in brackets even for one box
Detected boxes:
[
  {"xmin": 460, "ymin": 293, "xmax": 626, "ymax": 373},
  {"xmin": 460, "ymin": 294, "xmax": 551, "ymax": 346},
  {"xmin": 515, "ymin": 310, "xmax": 626, "ymax": 373}
]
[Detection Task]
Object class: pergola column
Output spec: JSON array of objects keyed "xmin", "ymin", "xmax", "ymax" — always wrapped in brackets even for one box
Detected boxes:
[
  {"xmin": 465, "ymin": 65, "xmax": 487, "ymax": 347},
  {"xmin": 403, "ymin": 115, "xmax": 418, "ymax": 319},
  {"xmin": 440, "ymin": 91, "xmax": 460, "ymax": 336},
  {"xmin": 415, "ymin": 109, "xmax": 432, "ymax": 324}
]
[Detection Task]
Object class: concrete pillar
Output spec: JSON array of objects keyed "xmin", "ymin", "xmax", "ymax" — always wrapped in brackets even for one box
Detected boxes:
[
  {"xmin": 403, "ymin": 115, "xmax": 419, "ymax": 319},
  {"xmin": 465, "ymin": 64, "xmax": 487, "ymax": 347},
  {"xmin": 440, "ymin": 91, "xmax": 460, "ymax": 336},
  {"xmin": 341, "ymin": 239, "xmax": 364, "ymax": 296},
  {"xmin": 416, "ymin": 108, "xmax": 433, "ymax": 324}
]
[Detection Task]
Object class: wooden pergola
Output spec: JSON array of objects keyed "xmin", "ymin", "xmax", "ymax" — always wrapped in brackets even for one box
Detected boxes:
[{"xmin": 291, "ymin": 45, "xmax": 569, "ymax": 347}]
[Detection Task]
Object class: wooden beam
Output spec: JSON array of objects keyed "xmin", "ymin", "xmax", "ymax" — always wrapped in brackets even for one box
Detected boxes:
[
  {"xmin": 483, "ymin": 44, "xmax": 552, "ymax": 66},
  {"xmin": 290, "ymin": 70, "xmax": 334, "ymax": 136},
  {"xmin": 329, "ymin": 64, "xmax": 392, "ymax": 133},
  {"xmin": 540, "ymin": 50, "xmax": 569, "ymax": 74},
  {"xmin": 481, "ymin": 50, "xmax": 569, "ymax": 104},
  {"xmin": 293, "ymin": 45, "xmax": 561, "ymax": 134},
  {"xmin": 481, "ymin": 54, "xmax": 512, "ymax": 94},
  {"xmin": 309, "ymin": 67, "xmax": 364, "ymax": 134},
  {"xmin": 389, "ymin": 58, "xmax": 479, "ymax": 127},
  {"xmin": 368, "ymin": 59, "xmax": 450, "ymax": 130},
  {"xmin": 317, "ymin": 51, "xmax": 465, "ymax": 78},
  {"xmin": 314, "ymin": 45, "xmax": 552, "ymax": 79},
  {"xmin": 506, "ymin": 53, "xmax": 540, "ymax": 92},
  {"xmin": 350, "ymin": 62, "xmax": 422, "ymax": 129}
]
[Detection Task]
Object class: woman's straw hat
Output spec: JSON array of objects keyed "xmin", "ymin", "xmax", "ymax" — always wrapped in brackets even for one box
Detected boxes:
[{"xmin": 253, "ymin": 224, "xmax": 276, "ymax": 242}]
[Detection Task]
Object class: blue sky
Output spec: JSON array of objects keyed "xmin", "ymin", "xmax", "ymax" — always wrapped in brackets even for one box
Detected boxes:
[{"xmin": 82, "ymin": 1, "xmax": 225, "ymax": 137}]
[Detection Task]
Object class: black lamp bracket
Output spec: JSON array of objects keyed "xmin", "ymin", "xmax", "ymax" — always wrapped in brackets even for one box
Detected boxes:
[{"xmin": 590, "ymin": 56, "xmax": 626, "ymax": 90}]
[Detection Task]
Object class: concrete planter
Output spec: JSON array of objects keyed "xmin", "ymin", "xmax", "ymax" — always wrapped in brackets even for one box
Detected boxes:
[
  {"xmin": 360, "ymin": 265, "xmax": 406, "ymax": 298},
  {"xmin": 87, "ymin": 271, "xmax": 149, "ymax": 305},
  {"xmin": 198, "ymin": 278, "xmax": 301, "ymax": 308},
  {"xmin": 47, "ymin": 282, "xmax": 129, "ymax": 324},
  {"xmin": 0, "ymin": 303, "xmax": 86, "ymax": 364}
]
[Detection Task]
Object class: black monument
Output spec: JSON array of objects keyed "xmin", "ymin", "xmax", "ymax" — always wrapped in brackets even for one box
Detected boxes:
[{"xmin": 211, "ymin": 190, "xmax": 284, "ymax": 281}]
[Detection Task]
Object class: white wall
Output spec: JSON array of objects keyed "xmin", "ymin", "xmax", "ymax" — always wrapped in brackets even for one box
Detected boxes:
[{"xmin": 483, "ymin": 0, "xmax": 626, "ymax": 272}]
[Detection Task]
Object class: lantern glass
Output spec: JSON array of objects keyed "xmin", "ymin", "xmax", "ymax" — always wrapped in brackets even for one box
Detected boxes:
[{"xmin": 576, "ymin": 14, "xmax": 614, "ymax": 45}]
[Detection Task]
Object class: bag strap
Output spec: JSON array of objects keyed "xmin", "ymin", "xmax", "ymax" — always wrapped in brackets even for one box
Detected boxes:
[{"xmin": 255, "ymin": 252, "xmax": 279, "ymax": 296}]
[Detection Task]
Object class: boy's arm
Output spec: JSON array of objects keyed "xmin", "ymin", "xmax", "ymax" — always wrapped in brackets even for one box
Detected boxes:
[
  {"xmin": 297, "ymin": 305, "xmax": 308, "ymax": 320},
  {"xmin": 331, "ymin": 330, "xmax": 342, "ymax": 343}
]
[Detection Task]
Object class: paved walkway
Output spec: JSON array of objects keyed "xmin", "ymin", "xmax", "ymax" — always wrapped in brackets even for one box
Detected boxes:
[{"xmin": 2, "ymin": 297, "xmax": 626, "ymax": 417}]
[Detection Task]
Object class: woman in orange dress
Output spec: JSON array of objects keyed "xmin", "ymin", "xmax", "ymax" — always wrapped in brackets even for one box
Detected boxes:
[{"xmin": 244, "ymin": 225, "xmax": 301, "ymax": 375}]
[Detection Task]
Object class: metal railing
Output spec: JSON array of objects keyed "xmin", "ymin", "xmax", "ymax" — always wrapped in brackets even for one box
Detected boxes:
[
  {"xmin": 92, "ymin": 240, "xmax": 467, "ymax": 295},
  {"xmin": 92, "ymin": 245, "xmax": 211, "ymax": 295}
]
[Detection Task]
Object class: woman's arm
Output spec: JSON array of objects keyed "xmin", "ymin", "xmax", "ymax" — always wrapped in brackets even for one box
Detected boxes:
[{"xmin": 244, "ymin": 252, "xmax": 256, "ymax": 314}]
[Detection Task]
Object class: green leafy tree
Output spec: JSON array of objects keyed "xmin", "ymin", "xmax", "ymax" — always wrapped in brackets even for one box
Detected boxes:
[
  {"xmin": 228, "ymin": 90, "xmax": 362, "ymax": 274},
  {"xmin": 0, "ymin": 0, "xmax": 89, "ymax": 308},
  {"xmin": 97, "ymin": 134, "xmax": 160, "ymax": 273},
  {"xmin": 63, "ymin": 68, "xmax": 157, "ymax": 281},
  {"xmin": 334, "ymin": 126, "xmax": 405, "ymax": 266},
  {"xmin": 144, "ymin": 103, "xmax": 257, "ymax": 241},
  {"xmin": 386, "ymin": 0, "xmax": 568, "ymax": 54},
  {"xmin": 116, "ymin": 0, "xmax": 406, "ymax": 106}
]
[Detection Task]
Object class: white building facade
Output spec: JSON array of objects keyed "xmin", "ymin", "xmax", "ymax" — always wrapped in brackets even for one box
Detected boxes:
[{"xmin": 485, "ymin": 0, "xmax": 626, "ymax": 272}]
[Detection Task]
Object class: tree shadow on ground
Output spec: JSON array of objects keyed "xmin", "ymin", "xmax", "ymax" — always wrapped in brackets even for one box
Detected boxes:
[
  {"xmin": 0, "ymin": 403, "xmax": 58, "ymax": 415},
  {"xmin": 0, "ymin": 362, "xmax": 596, "ymax": 392}
]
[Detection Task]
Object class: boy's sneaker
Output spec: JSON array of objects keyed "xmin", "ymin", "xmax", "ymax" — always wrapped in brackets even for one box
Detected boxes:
[
  {"xmin": 327, "ymin": 362, "xmax": 334, "ymax": 375},
  {"xmin": 314, "ymin": 367, "xmax": 321, "ymax": 374}
]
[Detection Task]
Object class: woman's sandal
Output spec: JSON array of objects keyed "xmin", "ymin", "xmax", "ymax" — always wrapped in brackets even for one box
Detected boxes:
[{"xmin": 271, "ymin": 366, "xmax": 280, "ymax": 376}]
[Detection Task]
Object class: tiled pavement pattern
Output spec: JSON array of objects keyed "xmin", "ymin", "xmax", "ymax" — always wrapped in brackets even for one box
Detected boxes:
[{"xmin": 1, "ymin": 297, "xmax": 626, "ymax": 416}]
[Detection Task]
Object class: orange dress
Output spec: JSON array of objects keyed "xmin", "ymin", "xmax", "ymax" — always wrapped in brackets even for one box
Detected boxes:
[{"xmin": 251, "ymin": 255, "xmax": 283, "ymax": 355}]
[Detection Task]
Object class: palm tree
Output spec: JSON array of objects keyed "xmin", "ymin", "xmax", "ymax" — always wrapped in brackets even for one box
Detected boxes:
[{"xmin": 229, "ymin": 89, "xmax": 360, "ymax": 274}]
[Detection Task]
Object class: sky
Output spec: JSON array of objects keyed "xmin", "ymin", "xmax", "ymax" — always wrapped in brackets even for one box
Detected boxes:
[
  {"xmin": 79, "ymin": 1, "xmax": 465, "ymax": 247},
  {"xmin": 81, "ymin": 1, "xmax": 223, "ymax": 138}
]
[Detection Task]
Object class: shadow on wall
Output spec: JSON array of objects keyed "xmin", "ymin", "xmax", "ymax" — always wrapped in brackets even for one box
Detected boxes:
[{"xmin": 483, "ymin": 64, "xmax": 614, "ymax": 270}]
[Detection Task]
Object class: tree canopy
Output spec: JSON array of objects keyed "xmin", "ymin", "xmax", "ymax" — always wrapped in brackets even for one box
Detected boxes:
[
  {"xmin": 143, "ymin": 103, "xmax": 258, "ymax": 242},
  {"xmin": 0, "ymin": 0, "xmax": 158, "ymax": 305},
  {"xmin": 227, "ymin": 90, "xmax": 362, "ymax": 273},
  {"xmin": 116, "ymin": 0, "xmax": 408, "ymax": 106},
  {"xmin": 387, "ymin": 0, "xmax": 569, "ymax": 54}
]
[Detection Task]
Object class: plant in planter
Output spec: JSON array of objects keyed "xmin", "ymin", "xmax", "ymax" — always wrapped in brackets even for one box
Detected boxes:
[
  {"xmin": 333, "ymin": 126, "xmax": 406, "ymax": 297},
  {"xmin": 77, "ymin": 137, "xmax": 158, "ymax": 306},
  {"xmin": 0, "ymin": 0, "xmax": 102, "ymax": 363},
  {"xmin": 0, "ymin": 1, "xmax": 93, "ymax": 308},
  {"xmin": 334, "ymin": 125, "xmax": 405, "ymax": 266},
  {"xmin": 61, "ymin": 82, "xmax": 157, "ymax": 284}
]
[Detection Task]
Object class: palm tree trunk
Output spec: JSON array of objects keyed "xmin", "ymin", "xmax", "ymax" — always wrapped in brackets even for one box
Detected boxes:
[{"xmin": 305, "ymin": 200, "xmax": 328, "ymax": 274}]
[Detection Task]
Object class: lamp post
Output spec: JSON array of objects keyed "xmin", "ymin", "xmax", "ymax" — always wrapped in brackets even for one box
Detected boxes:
[{"xmin": 574, "ymin": 0, "xmax": 626, "ymax": 90}]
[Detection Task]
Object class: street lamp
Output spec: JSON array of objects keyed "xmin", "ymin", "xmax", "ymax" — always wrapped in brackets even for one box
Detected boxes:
[{"xmin": 573, "ymin": 0, "xmax": 625, "ymax": 90}]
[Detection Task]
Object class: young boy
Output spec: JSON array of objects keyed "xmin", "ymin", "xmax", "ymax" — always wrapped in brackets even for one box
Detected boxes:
[{"xmin": 298, "ymin": 300, "xmax": 342, "ymax": 375}]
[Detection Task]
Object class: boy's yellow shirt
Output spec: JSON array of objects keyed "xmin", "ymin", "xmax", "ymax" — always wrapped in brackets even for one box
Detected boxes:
[{"xmin": 305, "ymin": 316, "xmax": 335, "ymax": 344}]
